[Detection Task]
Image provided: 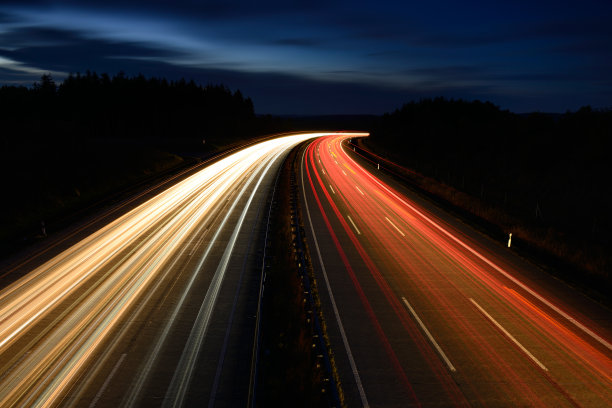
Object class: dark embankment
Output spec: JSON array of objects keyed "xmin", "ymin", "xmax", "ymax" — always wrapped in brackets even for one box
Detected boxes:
[
  {"xmin": 0, "ymin": 72, "xmax": 261, "ymax": 254},
  {"xmin": 364, "ymin": 98, "xmax": 611, "ymax": 303}
]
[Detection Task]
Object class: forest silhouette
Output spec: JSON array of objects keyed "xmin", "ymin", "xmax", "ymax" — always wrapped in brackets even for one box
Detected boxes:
[{"xmin": 2, "ymin": 71, "xmax": 255, "ymax": 141}]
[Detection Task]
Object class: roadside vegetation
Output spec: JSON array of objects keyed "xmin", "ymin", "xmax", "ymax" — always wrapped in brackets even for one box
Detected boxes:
[{"xmin": 363, "ymin": 98, "xmax": 611, "ymax": 302}]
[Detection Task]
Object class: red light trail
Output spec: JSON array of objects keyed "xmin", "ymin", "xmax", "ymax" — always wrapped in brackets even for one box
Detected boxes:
[{"xmin": 301, "ymin": 133, "xmax": 612, "ymax": 407}]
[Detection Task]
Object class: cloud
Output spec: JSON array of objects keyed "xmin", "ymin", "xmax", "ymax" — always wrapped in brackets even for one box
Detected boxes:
[
  {"xmin": 406, "ymin": 65, "xmax": 583, "ymax": 83},
  {"xmin": 0, "ymin": 10, "xmax": 20, "ymax": 23},
  {"xmin": 4, "ymin": 0, "xmax": 330, "ymax": 21},
  {"xmin": 0, "ymin": 56, "xmax": 66, "ymax": 80},
  {"xmin": 407, "ymin": 65, "xmax": 485, "ymax": 79},
  {"xmin": 0, "ymin": 25, "xmax": 188, "ymax": 74}
]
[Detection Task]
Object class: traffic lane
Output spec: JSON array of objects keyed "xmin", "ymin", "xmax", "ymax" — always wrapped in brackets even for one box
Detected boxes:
[
  {"xmin": 70, "ymin": 144, "xmax": 294, "ymax": 407},
  {"xmin": 304, "ymin": 135, "xmax": 611, "ymax": 406},
  {"xmin": 306, "ymin": 138, "xmax": 549, "ymax": 406},
  {"xmin": 301, "ymin": 142, "xmax": 468, "ymax": 407},
  {"xmin": 333, "ymin": 134, "xmax": 612, "ymax": 402},
  {"xmin": 163, "ymin": 155, "xmax": 275, "ymax": 408}
]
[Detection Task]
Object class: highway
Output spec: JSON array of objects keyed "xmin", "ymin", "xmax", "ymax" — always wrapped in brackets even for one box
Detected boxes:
[
  {"xmin": 0, "ymin": 132, "xmax": 345, "ymax": 407},
  {"xmin": 300, "ymin": 134, "xmax": 612, "ymax": 407}
]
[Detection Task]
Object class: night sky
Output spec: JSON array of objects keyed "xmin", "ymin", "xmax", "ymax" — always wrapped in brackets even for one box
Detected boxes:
[{"xmin": 1, "ymin": 0, "xmax": 611, "ymax": 114}]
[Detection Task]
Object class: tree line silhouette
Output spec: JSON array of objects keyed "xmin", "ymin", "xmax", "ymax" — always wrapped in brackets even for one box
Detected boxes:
[{"xmin": 1, "ymin": 71, "xmax": 256, "ymax": 143}]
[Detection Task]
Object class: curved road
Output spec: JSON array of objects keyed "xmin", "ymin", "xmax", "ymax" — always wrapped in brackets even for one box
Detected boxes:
[
  {"xmin": 300, "ymin": 134, "xmax": 612, "ymax": 407},
  {"xmin": 0, "ymin": 132, "xmax": 353, "ymax": 407}
]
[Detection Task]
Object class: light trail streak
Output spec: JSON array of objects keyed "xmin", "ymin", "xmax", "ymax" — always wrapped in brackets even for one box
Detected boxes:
[
  {"xmin": 301, "ymin": 147, "xmax": 370, "ymax": 408},
  {"xmin": 122, "ymin": 153, "xmax": 274, "ymax": 408},
  {"xmin": 89, "ymin": 353, "xmax": 126, "ymax": 408},
  {"xmin": 302, "ymin": 133, "xmax": 612, "ymax": 406},
  {"xmin": 0, "ymin": 132, "xmax": 363, "ymax": 407},
  {"xmin": 304, "ymin": 139, "xmax": 446, "ymax": 407},
  {"xmin": 163, "ymin": 146, "xmax": 284, "ymax": 407}
]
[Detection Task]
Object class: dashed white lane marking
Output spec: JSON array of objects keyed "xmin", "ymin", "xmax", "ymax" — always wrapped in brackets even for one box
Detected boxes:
[
  {"xmin": 470, "ymin": 298, "xmax": 548, "ymax": 372},
  {"xmin": 385, "ymin": 216, "xmax": 405, "ymax": 237},
  {"xmin": 347, "ymin": 215, "xmax": 361, "ymax": 235},
  {"xmin": 402, "ymin": 298, "xmax": 456, "ymax": 372}
]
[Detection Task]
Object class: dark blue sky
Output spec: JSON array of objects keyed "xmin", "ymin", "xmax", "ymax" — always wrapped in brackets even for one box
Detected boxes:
[{"xmin": 1, "ymin": 0, "xmax": 611, "ymax": 114}]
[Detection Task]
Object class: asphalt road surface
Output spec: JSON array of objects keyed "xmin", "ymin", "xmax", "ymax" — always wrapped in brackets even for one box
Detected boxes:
[
  {"xmin": 300, "ymin": 134, "xmax": 612, "ymax": 407},
  {"xmin": 0, "ymin": 133, "xmax": 349, "ymax": 407}
]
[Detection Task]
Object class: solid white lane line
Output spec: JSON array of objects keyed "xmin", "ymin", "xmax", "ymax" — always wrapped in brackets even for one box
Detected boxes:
[
  {"xmin": 301, "ymin": 148, "xmax": 369, "ymax": 408},
  {"xmin": 89, "ymin": 354, "xmax": 127, "ymax": 408},
  {"xmin": 355, "ymin": 185, "xmax": 364, "ymax": 196},
  {"xmin": 401, "ymin": 297, "xmax": 456, "ymax": 373},
  {"xmin": 385, "ymin": 216, "xmax": 405, "ymax": 237},
  {"xmin": 469, "ymin": 298, "xmax": 548, "ymax": 372},
  {"xmin": 347, "ymin": 215, "xmax": 361, "ymax": 235},
  {"xmin": 329, "ymin": 184, "xmax": 336, "ymax": 195}
]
